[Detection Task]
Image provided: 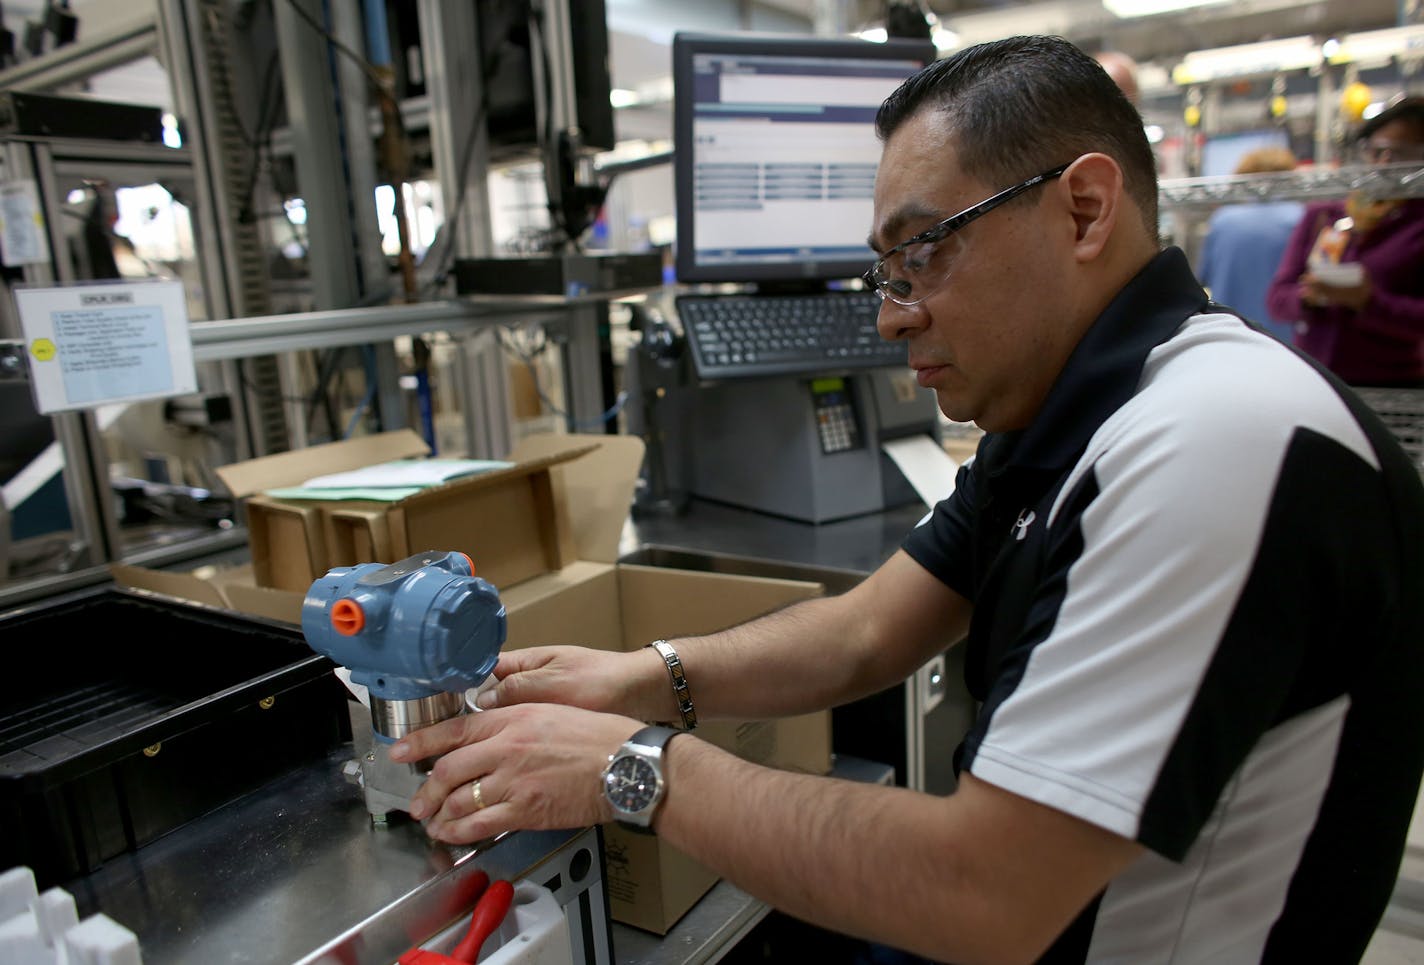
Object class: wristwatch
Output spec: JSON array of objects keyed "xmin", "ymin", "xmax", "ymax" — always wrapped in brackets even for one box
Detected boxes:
[{"xmin": 602, "ymin": 725, "xmax": 682, "ymax": 833}]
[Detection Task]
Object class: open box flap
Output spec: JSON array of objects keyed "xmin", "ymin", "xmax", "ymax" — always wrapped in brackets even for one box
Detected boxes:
[
  {"xmin": 215, "ymin": 430, "xmax": 430, "ymax": 498},
  {"xmin": 109, "ymin": 563, "xmax": 230, "ymax": 610},
  {"xmin": 507, "ymin": 433, "xmax": 645, "ymax": 563}
]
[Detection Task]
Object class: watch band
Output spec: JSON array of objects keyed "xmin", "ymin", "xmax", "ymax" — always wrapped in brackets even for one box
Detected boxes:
[
  {"xmin": 608, "ymin": 725, "xmax": 682, "ymax": 834},
  {"xmin": 648, "ymin": 639, "xmax": 698, "ymax": 730},
  {"xmin": 627, "ymin": 724, "xmax": 681, "ymax": 753}
]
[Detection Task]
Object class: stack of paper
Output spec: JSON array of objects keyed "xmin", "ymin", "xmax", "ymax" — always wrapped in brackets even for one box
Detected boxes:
[{"xmin": 265, "ymin": 458, "xmax": 512, "ymax": 502}]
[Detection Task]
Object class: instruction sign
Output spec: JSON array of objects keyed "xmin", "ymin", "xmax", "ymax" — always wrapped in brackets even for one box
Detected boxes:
[
  {"xmin": 0, "ymin": 180, "xmax": 48, "ymax": 266},
  {"xmin": 13, "ymin": 280, "xmax": 197, "ymax": 414}
]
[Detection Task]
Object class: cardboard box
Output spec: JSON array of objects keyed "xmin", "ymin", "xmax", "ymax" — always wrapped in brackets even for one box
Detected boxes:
[
  {"xmin": 109, "ymin": 561, "xmax": 306, "ymax": 625},
  {"xmin": 495, "ymin": 437, "xmax": 832, "ymax": 934},
  {"xmin": 114, "ymin": 431, "xmax": 835, "ymax": 935},
  {"xmin": 503, "ymin": 561, "xmax": 832, "ymax": 934},
  {"xmin": 212, "ymin": 430, "xmax": 595, "ymax": 594},
  {"xmin": 109, "ymin": 432, "xmax": 627, "ymax": 623}
]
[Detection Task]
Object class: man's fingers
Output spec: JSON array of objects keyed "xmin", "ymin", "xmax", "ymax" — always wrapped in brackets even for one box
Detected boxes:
[
  {"xmin": 388, "ymin": 706, "xmax": 496, "ymax": 762},
  {"xmin": 492, "ymin": 647, "xmax": 559, "ymax": 679},
  {"xmin": 405, "ymin": 733, "xmax": 499, "ymax": 820},
  {"xmin": 427, "ymin": 801, "xmax": 513, "ymax": 844}
]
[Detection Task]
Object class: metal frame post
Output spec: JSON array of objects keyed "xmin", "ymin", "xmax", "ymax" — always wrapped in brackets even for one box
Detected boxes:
[{"xmin": 418, "ymin": 0, "xmax": 512, "ymax": 458}]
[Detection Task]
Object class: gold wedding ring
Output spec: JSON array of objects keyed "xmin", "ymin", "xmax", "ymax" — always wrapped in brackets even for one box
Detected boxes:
[{"xmin": 471, "ymin": 779, "xmax": 486, "ymax": 811}]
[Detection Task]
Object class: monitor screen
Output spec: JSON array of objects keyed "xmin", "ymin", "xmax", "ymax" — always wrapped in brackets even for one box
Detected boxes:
[
  {"xmin": 1200, "ymin": 128, "xmax": 1291, "ymax": 178},
  {"xmin": 672, "ymin": 33, "xmax": 934, "ymax": 286}
]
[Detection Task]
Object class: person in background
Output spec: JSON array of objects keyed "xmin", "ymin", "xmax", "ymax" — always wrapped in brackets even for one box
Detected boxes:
[
  {"xmin": 1094, "ymin": 50, "xmax": 1140, "ymax": 105},
  {"xmin": 1265, "ymin": 96, "xmax": 1424, "ymax": 386},
  {"xmin": 390, "ymin": 38, "xmax": 1424, "ymax": 964},
  {"xmin": 1195, "ymin": 146, "xmax": 1304, "ymax": 341}
]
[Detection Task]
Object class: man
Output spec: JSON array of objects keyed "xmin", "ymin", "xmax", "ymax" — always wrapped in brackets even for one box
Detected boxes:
[
  {"xmin": 1093, "ymin": 49, "xmax": 1140, "ymax": 104},
  {"xmin": 392, "ymin": 37, "xmax": 1424, "ymax": 963}
]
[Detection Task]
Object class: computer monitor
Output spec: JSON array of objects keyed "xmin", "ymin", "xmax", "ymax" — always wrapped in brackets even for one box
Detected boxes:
[
  {"xmin": 1200, "ymin": 128, "xmax": 1291, "ymax": 178},
  {"xmin": 672, "ymin": 32, "xmax": 935, "ymax": 288}
]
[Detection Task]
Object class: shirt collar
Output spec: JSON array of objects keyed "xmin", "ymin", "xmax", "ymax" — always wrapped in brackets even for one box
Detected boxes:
[{"xmin": 991, "ymin": 246, "xmax": 1209, "ymax": 475}]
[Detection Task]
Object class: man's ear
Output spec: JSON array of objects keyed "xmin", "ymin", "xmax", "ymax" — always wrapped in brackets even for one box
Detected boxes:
[{"xmin": 1057, "ymin": 153, "xmax": 1123, "ymax": 262}]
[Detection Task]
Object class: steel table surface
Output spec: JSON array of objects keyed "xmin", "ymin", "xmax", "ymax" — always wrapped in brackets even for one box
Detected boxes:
[
  {"xmin": 65, "ymin": 743, "xmax": 605, "ymax": 964},
  {"xmin": 622, "ymin": 497, "xmax": 931, "ymax": 587}
]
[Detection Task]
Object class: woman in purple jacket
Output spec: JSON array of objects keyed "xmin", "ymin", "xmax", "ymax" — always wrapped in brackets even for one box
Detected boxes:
[{"xmin": 1266, "ymin": 97, "xmax": 1424, "ymax": 386}]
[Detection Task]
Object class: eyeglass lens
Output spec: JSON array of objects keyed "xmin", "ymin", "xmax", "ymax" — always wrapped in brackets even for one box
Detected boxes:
[
  {"xmin": 873, "ymin": 232, "xmax": 964, "ymax": 305},
  {"xmin": 1360, "ymin": 141, "xmax": 1424, "ymax": 163}
]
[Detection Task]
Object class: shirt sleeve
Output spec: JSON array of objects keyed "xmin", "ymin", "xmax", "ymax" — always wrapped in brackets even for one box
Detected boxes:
[
  {"xmin": 959, "ymin": 347, "xmax": 1376, "ymax": 860},
  {"xmin": 1348, "ymin": 216, "xmax": 1424, "ymax": 341},
  {"xmin": 901, "ymin": 457, "xmax": 979, "ymax": 601},
  {"xmin": 1265, "ymin": 204, "xmax": 1321, "ymax": 323}
]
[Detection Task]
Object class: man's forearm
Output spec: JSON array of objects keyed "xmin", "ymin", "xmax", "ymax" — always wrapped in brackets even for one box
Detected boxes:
[
  {"xmin": 658, "ymin": 738, "xmax": 988, "ymax": 959},
  {"xmin": 654, "ymin": 739, "xmax": 1132, "ymax": 965},
  {"xmin": 662, "ymin": 595, "xmax": 913, "ymax": 722},
  {"xmin": 647, "ymin": 551, "xmax": 970, "ymax": 724}
]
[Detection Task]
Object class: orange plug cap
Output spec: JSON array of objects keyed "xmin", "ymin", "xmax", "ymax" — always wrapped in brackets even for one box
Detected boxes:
[
  {"xmin": 331, "ymin": 598, "xmax": 365, "ymax": 636},
  {"xmin": 458, "ymin": 552, "xmax": 475, "ymax": 575}
]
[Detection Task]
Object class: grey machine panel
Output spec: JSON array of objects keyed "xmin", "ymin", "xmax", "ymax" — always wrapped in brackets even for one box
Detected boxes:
[{"xmin": 687, "ymin": 368, "xmax": 939, "ymax": 523}]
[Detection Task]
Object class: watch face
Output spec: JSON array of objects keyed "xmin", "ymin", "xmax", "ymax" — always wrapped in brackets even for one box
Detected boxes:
[{"xmin": 605, "ymin": 755, "xmax": 660, "ymax": 813}]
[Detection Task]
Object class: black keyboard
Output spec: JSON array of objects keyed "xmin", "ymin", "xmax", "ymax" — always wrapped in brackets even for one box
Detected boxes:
[{"xmin": 676, "ymin": 291, "xmax": 907, "ymax": 380}]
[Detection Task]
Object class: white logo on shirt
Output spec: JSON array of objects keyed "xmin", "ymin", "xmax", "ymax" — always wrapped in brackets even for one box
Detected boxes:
[{"xmin": 1013, "ymin": 510, "xmax": 1036, "ymax": 541}]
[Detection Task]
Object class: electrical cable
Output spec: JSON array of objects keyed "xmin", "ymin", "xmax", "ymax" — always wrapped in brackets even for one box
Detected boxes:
[
  {"xmin": 236, "ymin": 50, "xmax": 285, "ymax": 225},
  {"xmin": 418, "ymin": 94, "xmax": 490, "ymax": 297},
  {"xmin": 497, "ymin": 325, "xmax": 628, "ymax": 430},
  {"xmin": 234, "ymin": 357, "xmax": 311, "ymax": 405},
  {"xmin": 528, "ymin": 8, "xmax": 563, "ymax": 245},
  {"xmin": 279, "ymin": 0, "xmax": 391, "ymax": 93}
]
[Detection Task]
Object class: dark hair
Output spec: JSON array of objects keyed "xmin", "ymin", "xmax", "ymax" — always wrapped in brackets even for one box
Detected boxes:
[
  {"xmin": 1357, "ymin": 96, "xmax": 1424, "ymax": 144},
  {"xmin": 875, "ymin": 35, "xmax": 1159, "ymax": 237}
]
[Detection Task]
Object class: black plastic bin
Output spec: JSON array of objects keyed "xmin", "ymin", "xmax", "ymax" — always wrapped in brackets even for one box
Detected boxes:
[{"xmin": 0, "ymin": 586, "xmax": 351, "ymax": 889}]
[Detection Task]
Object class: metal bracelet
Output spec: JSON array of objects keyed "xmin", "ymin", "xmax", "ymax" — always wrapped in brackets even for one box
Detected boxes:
[{"xmin": 648, "ymin": 639, "xmax": 697, "ymax": 731}]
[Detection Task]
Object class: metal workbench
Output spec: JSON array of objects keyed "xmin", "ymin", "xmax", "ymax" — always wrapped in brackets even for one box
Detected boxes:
[
  {"xmin": 62, "ymin": 722, "xmax": 890, "ymax": 965},
  {"xmin": 48, "ymin": 495, "xmax": 922, "ymax": 965},
  {"xmin": 67, "ymin": 743, "xmax": 613, "ymax": 965},
  {"xmin": 622, "ymin": 498, "xmax": 930, "ymax": 591}
]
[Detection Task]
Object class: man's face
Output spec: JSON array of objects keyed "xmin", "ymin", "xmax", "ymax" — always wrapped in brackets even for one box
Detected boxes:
[{"xmin": 868, "ymin": 111, "xmax": 1077, "ymax": 432}]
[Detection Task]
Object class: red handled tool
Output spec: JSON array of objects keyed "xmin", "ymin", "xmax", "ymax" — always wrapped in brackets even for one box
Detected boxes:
[
  {"xmin": 449, "ymin": 879, "xmax": 514, "ymax": 962},
  {"xmin": 398, "ymin": 877, "xmax": 515, "ymax": 964}
]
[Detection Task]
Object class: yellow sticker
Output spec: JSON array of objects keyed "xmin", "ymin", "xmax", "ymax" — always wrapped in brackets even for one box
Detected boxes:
[{"xmin": 30, "ymin": 338, "xmax": 56, "ymax": 361}]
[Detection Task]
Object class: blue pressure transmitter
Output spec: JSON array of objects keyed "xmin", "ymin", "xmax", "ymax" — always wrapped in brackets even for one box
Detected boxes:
[
  {"xmin": 302, "ymin": 549, "xmax": 506, "ymax": 702},
  {"xmin": 303, "ymin": 550, "xmax": 508, "ymax": 822}
]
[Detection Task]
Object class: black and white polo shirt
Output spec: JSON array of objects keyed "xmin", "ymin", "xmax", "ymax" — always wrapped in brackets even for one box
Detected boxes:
[{"xmin": 903, "ymin": 247, "xmax": 1424, "ymax": 963}]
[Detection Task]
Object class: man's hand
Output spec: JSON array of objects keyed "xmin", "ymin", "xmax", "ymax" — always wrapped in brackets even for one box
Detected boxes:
[
  {"xmin": 389, "ymin": 703, "xmax": 643, "ymax": 842},
  {"xmin": 475, "ymin": 645, "xmax": 670, "ymax": 722}
]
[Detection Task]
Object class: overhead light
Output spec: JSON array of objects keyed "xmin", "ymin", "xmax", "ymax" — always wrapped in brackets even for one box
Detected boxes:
[
  {"xmin": 609, "ymin": 78, "xmax": 673, "ymax": 110},
  {"xmin": 931, "ymin": 26, "xmax": 959, "ymax": 51},
  {"xmin": 161, "ymin": 112, "xmax": 182, "ymax": 149},
  {"xmin": 1172, "ymin": 35, "xmax": 1322, "ymax": 84},
  {"xmin": 923, "ymin": 11, "xmax": 959, "ymax": 51},
  {"xmin": 1103, "ymin": 0, "xmax": 1232, "ymax": 18},
  {"xmin": 1328, "ymin": 25, "xmax": 1424, "ymax": 67},
  {"xmin": 856, "ymin": 13, "xmax": 954, "ymax": 49}
]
